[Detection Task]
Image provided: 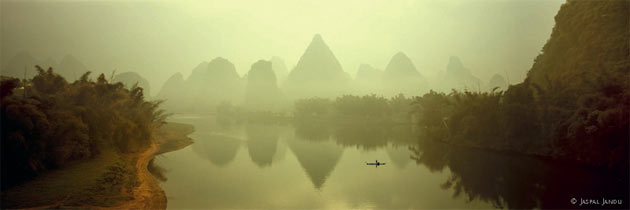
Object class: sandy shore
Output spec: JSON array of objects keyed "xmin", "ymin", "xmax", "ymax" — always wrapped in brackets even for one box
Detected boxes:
[
  {"xmin": 115, "ymin": 143, "xmax": 167, "ymax": 210},
  {"xmin": 114, "ymin": 122, "xmax": 194, "ymax": 210}
]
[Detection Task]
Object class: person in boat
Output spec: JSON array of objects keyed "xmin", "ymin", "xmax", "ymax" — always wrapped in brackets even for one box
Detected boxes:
[{"xmin": 366, "ymin": 160, "xmax": 385, "ymax": 167}]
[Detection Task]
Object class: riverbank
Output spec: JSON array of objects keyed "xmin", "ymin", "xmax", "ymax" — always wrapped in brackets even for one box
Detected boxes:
[
  {"xmin": 154, "ymin": 122, "xmax": 195, "ymax": 154},
  {"xmin": 0, "ymin": 122, "xmax": 194, "ymax": 209},
  {"xmin": 116, "ymin": 122, "xmax": 195, "ymax": 209}
]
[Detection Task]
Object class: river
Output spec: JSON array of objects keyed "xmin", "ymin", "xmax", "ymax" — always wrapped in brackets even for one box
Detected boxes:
[{"xmin": 151, "ymin": 114, "xmax": 628, "ymax": 209}]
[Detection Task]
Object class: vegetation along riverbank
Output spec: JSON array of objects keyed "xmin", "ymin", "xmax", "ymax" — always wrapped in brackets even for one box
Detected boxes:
[{"xmin": 0, "ymin": 67, "xmax": 194, "ymax": 209}]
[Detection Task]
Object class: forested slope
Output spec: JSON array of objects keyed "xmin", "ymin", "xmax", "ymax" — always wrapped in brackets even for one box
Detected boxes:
[
  {"xmin": 413, "ymin": 0, "xmax": 629, "ymax": 169},
  {"xmin": 1, "ymin": 66, "xmax": 166, "ymax": 189}
]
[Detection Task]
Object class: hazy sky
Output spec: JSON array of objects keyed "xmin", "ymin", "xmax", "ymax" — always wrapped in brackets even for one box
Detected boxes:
[{"xmin": 1, "ymin": 0, "xmax": 564, "ymax": 94}]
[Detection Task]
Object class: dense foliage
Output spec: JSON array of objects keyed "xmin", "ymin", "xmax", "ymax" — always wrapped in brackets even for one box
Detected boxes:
[
  {"xmin": 216, "ymin": 101, "xmax": 290, "ymax": 126},
  {"xmin": 293, "ymin": 94, "xmax": 414, "ymax": 124},
  {"xmin": 412, "ymin": 83, "xmax": 628, "ymax": 169},
  {"xmin": 412, "ymin": 0, "xmax": 629, "ymax": 170},
  {"xmin": 1, "ymin": 66, "xmax": 166, "ymax": 189}
]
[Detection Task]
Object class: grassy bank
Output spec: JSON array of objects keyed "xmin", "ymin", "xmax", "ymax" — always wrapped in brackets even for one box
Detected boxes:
[
  {"xmin": 1, "ymin": 149, "xmax": 139, "ymax": 208},
  {"xmin": 0, "ymin": 121, "xmax": 194, "ymax": 209}
]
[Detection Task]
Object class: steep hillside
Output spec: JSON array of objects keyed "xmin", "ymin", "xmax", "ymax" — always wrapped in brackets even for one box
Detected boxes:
[
  {"xmin": 270, "ymin": 56, "xmax": 289, "ymax": 85},
  {"xmin": 283, "ymin": 34, "xmax": 350, "ymax": 99},
  {"xmin": 382, "ymin": 52, "xmax": 427, "ymax": 96},
  {"xmin": 352, "ymin": 64, "xmax": 383, "ymax": 95},
  {"xmin": 441, "ymin": 56, "xmax": 481, "ymax": 92},
  {"xmin": 244, "ymin": 60, "xmax": 284, "ymax": 111},
  {"xmin": 527, "ymin": 0, "xmax": 629, "ymax": 91},
  {"xmin": 522, "ymin": 0, "xmax": 629, "ymax": 167},
  {"xmin": 113, "ymin": 72, "xmax": 151, "ymax": 97}
]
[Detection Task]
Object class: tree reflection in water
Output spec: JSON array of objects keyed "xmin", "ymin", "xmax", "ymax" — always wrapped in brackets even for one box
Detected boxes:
[
  {"xmin": 148, "ymin": 158, "xmax": 168, "ymax": 182},
  {"xmin": 154, "ymin": 119, "xmax": 628, "ymax": 209},
  {"xmin": 289, "ymin": 122, "xmax": 417, "ymax": 188},
  {"xmin": 293, "ymin": 121, "xmax": 331, "ymax": 142},
  {"xmin": 411, "ymin": 139, "xmax": 629, "ymax": 209},
  {"xmin": 294, "ymin": 121, "xmax": 418, "ymax": 151}
]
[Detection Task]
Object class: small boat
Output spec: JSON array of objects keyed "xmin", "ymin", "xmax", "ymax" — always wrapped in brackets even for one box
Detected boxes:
[{"xmin": 366, "ymin": 160, "xmax": 386, "ymax": 167}]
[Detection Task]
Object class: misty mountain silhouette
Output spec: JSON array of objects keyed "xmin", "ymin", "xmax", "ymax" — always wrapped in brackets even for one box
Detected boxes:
[
  {"xmin": 356, "ymin": 64, "xmax": 383, "ymax": 81},
  {"xmin": 58, "ymin": 54, "xmax": 89, "ymax": 82},
  {"xmin": 270, "ymin": 56, "xmax": 289, "ymax": 85},
  {"xmin": 199, "ymin": 58, "xmax": 243, "ymax": 104},
  {"xmin": 157, "ymin": 72, "xmax": 185, "ymax": 98},
  {"xmin": 2, "ymin": 52, "xmax": 41, "ymax": 79},
  {"xmin": 352, "ymin": 64, "xmax": 383, "ymax": 95},
  {"xmin": 187, "ymin": 61, "xmax": 209, "ymax": 82},
  {"xmin": 1, "ymin": 52, "xmax": 90, "ymax": 82},
  {"xmin": 244, "ymin": 60, "xmax": 284, "ymax": 111},
  {"xmin": 283, "ymin": 34, "xmax": 350, "ymax": 99},
  {"xmin": 382, "ymin": 52, "xmax": 427, "ymax": 96},
  {"xmin": 488, "ymin": 73, "xmax": 508, "ymax": 91},
  {"xmin": 189, "ymin": 57, "xmax": 241, "ymax": 87},
  {"xmin": 156, "ymin": 58, "xmax": 245, "ymax": 112},
  {"xmin": 113, "ymin": 71, "xmax": 151, "ymax": 97},
  {"xmin": 155, "ymin": 72, "xmax": 187, "ymax": 110},
  {"xmin": 441, "ymin": 56, "xmax": 481, "ymax": 91}
]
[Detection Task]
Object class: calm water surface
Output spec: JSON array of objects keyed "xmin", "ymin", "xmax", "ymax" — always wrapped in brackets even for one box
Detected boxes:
[{"xmin": 153, "ymin": 115, "xmax": 628, "ymax": 209}]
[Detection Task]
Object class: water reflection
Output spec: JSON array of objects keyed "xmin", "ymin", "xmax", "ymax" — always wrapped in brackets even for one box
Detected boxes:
[
  {"xmin": 294, "ymin": 121, "xmax": 330, "ymax": 142},
  {"xmin": 158, "ymin": 115, "xmax": 628, "ymax": 209},
  {"xmin": 411, "ymin": 139, "xmax": 629, "ymax": 209},
  {"xmin": 386, "ymin": 145, "xmax": 411, "ymax": 169},
  {"xmin": 245, "ymin": 125, "xmax": 280, "ymax": 167},
  {"xmin": 148, "ymin": 158, "xmax": 168, "ymax": 182},
  {"xmin": 191, "ymin": 134, "xmax": 242, "ymax": 166},
  {"xmin": 332, "ymin": 123, "xmax": 389, "ymax": 150},
  {"xmin": 286, "ymin": 135, "xmax": 344, "ymax": 189},
  {"xmin": 190, "ymin": 121, "xmax": 419, "ymax": 189},
  {"xmin": 289, "ymin": 122, "xmax": 417, "ymax": 187},
  {"xmin": 295, "ymin": 122, "xmax": 418, "ymax": 151},
  {"xmin": 388, "ymin": 125, "xmax": 418, "ymax": 146}
]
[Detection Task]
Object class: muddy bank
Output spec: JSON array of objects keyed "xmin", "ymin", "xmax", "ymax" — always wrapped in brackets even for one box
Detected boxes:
[{"xmin": 112, "ymin": 122, "xmax": 195, "ymax": 209}]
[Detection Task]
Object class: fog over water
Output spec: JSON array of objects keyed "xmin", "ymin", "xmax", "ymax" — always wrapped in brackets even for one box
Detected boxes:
[
  {"xmin": 1, "ymin": 0, "xmax": 563, "ymax": 93},
  {"xmin": 2, "ymin": 1, "xmax": 629, "ymax": 209}
]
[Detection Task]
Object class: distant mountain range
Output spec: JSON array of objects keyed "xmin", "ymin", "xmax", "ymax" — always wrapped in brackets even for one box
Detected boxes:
[
  {"xmin": 437, "ymin": 56, "xmax": 482, "ymax": 92},
  {"xmin": 3, "ymin": 34, "xmax": 520, "ymax": 113},
  {"xmin": 1, "ymin": 52, "xmax": 88, "ymax": 81},
  {"xmin": 382, "ymin": 52, "xmax": 428, "ymax": 96},
  {"xmin": 113, "ymin": 72, "xmax": 151, "ymax": 97},
  {"xmin": 351, "ymin": 64, "xmax": 382, "ymax": 95},
  {"xmin": 488, "ymin": 73, "xmax": 508, "ymax": 91},
  {"xmin": 270, "ymin": 56, "xmax": 288, "ymax": 85},
  {"xmin": 244, "ymin": 60, "xmax": 285, "ymax": 111},
  {"xmin": 1, "ymin": 52, "xmax": 154, "ymax": 98},
  {"xmin": 157, "ymin": 57, "xmax": 245, "ymax": 112}
]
